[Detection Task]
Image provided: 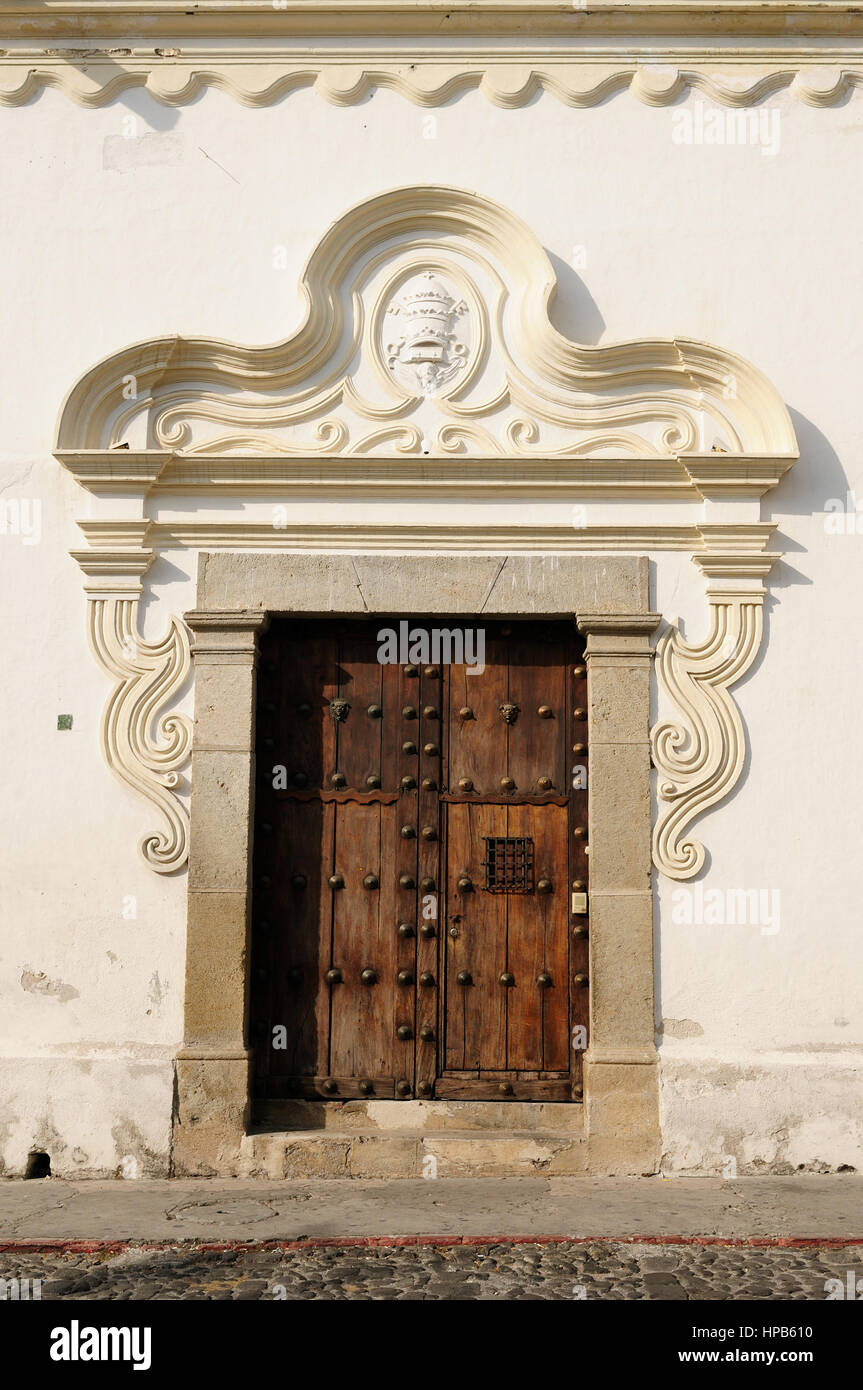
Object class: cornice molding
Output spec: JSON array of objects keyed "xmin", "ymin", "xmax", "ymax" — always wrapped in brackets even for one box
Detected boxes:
[
  {"xmin": 4, "ymin": 51, "xmax": 863, "ymax": 109},
  {"xmin": 578, "ymin": 612, "xmax": 663, "ymax": 638},
  {"xmin": 58, "ymin": 451, "xmax": 796, "ymax": 501},
  {"xmin": 76, "ymin": 521, "xmax": 779, "ymax": 555},
  {"xmin": 5, "ymin": 1, "xmax": 862, "ymax": 109},
  {"xmin": 141, "ymin": 523, "xmax": 772, "ymax": 553},
  {"xmin": 4, "ymin": 2, "xmax": 863, "ymax": 38},
  {"xmin": 7, "ymin": 2, "xmax": 861, "ymax": 14}
]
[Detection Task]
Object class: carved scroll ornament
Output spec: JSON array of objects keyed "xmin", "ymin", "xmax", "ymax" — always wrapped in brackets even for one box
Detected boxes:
[
  {"xmin": 651, "ymin": 555, "xmax": 777, "ymax": 880},
  {"xmin": 84, "ymin": 591, "xmax": 192, "ymax": 874}
]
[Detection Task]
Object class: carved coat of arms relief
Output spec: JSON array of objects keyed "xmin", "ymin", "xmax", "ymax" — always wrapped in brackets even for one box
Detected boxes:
[{"xmin": 382, "ymin": 271, "xmax": 471, "ymax": 398}]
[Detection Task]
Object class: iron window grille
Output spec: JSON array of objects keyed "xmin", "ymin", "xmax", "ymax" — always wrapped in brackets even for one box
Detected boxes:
[{"xmin": 482, "ymin": 836, "xmax": 534, "ymax": 893}]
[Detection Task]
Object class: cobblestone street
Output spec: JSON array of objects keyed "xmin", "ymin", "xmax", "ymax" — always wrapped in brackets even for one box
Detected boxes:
[{"xmin": 5, "ymin": 1241, "xmax": 861, "ymax": 1301}]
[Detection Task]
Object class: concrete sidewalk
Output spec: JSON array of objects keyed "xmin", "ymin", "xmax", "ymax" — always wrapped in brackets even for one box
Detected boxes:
[{"xmin": 1, "ymin": 1175, "xmax": 861, "ymax": 1246}]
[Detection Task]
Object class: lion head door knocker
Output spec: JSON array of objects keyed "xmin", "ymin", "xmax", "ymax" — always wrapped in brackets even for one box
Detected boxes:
[
  {"xmin": 499, "ymin": 703, "xmax": 520, "ymax": 725},
  {"xmin": 384, "ymin": 272, "xmax": 470, "ymax": 398},
  {"xmin": 328, "ymin": 697, "xmax": 351, "ymax": 723}
]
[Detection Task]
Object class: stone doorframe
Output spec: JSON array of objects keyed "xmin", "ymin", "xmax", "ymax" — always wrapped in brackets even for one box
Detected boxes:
[{"xmin": 173, "ymin": 551, "xmax": 661, "ymax": 1176}]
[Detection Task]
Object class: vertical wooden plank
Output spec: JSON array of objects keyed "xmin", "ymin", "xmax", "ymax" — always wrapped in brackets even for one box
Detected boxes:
[
  {"xmin": 296, "ymin": 626, "xmax": 337, "ymax": 1084},
  {"xmin": 446, "ymin": 635, "xmax": 508, "ymax": 793},
  {"xmin": 444, "ymin": 802, "xmax": 507, "ymax": 1071},
  {"xmin": 336, "ymin": 627, "xmax": 384, "ymax": 791},
  {"xmin": 271, "ymin": 797, "xmax": 329, "ymax": 1079},
  {"xmin": 379, "ymin": 644, "xmax": 400, "ymax": 792},
  {"xmin": 377, "ymin": 800, "xmax": 400, "ymax": 1085},
  {"xmin": 537, "ymin": 802, "xmax": 571, "ymax": 1071},
  {"xmin": 507, "ymin": 632, "xmax": 566, "ymax": 794},
  {"xmin": 330, "ymin": 802, "xmax": 394, "ymax": 1079},
  {"xmin": 504, "ymin": 802, "xmax": 546, "ymax": 1071},
  {"xmin": 387, "ymin": 657, "xmax": 416, "ymax": 1094},
  {"xmin": 277, "ymin": 624, "xmax": 336, "ymax": 792},
  {"xmin": 443, "ymin": 802, "xmax": 468, "ymax": 1069},
  {"xmin": 316, "ymin": 798, "xmax": 337, "ymax": 1082},
  {"xmin": 394, "ymin": 656, "xmax": 422, "ymax": 1093},
  {"xmin": 416, "ymin": 658, "xmax": 442, "ymax": 1096}
]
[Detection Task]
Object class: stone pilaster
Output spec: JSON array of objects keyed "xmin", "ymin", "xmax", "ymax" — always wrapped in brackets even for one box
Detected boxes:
[
  {"xmin": 173, "ymin": 611, "xmax": 269, "ymax": 1175},
  {"xmin": 577, "ymin": 612, "xmax": 662, "ymax": 1174}
]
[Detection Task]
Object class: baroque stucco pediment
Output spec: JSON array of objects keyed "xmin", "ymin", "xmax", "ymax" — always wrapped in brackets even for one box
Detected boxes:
[
  {"xmin": 56, "ymin": 185, "xmax": 798, "ymax": 880},
  {"xmin": 57, "ymin": 185, "xmax": 795, "ymax": 468}
]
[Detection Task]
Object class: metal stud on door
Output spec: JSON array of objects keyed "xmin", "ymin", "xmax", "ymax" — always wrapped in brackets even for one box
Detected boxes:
[{"xmin": 415, "ymin": 660, "xmax": 441, "ymax": 1100}]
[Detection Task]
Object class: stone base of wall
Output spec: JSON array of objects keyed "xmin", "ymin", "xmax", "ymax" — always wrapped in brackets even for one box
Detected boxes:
[
  {"xmin": 3, "ymin": 1055, "xmax": 862, "ymax": 1178},
  {"xmin": 0, "ymin": 1057, "xmax": 173, "ymax": 1179},
  {"xmin": 659, "ymin": 1052, "xmax": 863, "ymax": 1176}
]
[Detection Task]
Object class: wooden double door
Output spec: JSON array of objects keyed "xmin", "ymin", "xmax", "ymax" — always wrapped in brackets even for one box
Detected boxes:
[{"xmin": 251, "ymin": 618, "xmax": 589, "ymax": 1102}]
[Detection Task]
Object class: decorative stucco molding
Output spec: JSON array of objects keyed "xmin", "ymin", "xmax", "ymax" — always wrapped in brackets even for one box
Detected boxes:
[
  {"xmin": 76, "ymin": 518, "xmax": 779, "ymax": 554},
  {"xmin": 5, "ymin": 54, "xmax": 863, "ymax": 110},
  {"xmin": 56, "ymin": 185, "xmax": 798, "ymax": 876},
  {"xmin": 5, "ymin": 0, "xmax": 863, "ymax": 115},
  {"xmin": 4, "ymin": 2, "xmax": 862, "ymax": 109},
  {"xmin": 59, "ymin": 458, "xmax": 794, "ymax": 504},
  {"xmin": 72, "ymin": 540, "xmax": 192, "ymax": 874},
  {"xmin": 651, "ymin": 551, "xmax": 777, "ymax": 880},
  {"xmin": 56, "ymin": 185, "xmax": 796, "ymax": 462}
]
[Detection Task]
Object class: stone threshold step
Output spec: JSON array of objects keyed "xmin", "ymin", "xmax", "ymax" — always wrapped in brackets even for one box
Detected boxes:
[
  {"xmin": 254, "ymin": 1099, "xmax": 583, "ymax": 1134},
  {"xmin": 242, "ymin": 1127, "xmax": 588, "ymax": 1179}
]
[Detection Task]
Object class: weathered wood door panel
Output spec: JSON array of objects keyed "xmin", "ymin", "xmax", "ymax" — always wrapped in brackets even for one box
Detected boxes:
[
  {"xmin": 437, "ymin": 626, "xmax": 583, "ymax": 1100},
  {"xmin": 329, "ymin": 801, "xmax": 399, "ymax": 1081},
  {"xmin": 251, "ymin": 619, "xmax": 587, "ymax": 1103},
  {"xmin": 441, "ymin": 802, "xmax": 571, "ymax": 1092}
]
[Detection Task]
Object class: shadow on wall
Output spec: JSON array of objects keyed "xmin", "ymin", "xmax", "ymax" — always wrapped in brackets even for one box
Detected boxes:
[
  {"xmin": 755, "ymin": 407, "xmax": 843, "ymax": 664},
  {"xmin": 63, "ymin": 60, "xmax": 183, "ymax": 132},
  {"xmin": 546, "ymin": 252, "xmax": 607, "ymax": 346},
  {"xmin": 766, "ymin": 407, "xmax": 850, "ymax": 523}
]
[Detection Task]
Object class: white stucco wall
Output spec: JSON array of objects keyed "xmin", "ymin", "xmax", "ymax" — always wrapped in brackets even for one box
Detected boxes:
[{"xmin": 1, "ymin": 81, "xmax": 861, "ymax": 1175}]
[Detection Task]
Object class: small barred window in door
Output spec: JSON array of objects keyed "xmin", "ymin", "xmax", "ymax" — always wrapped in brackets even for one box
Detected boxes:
[{"xmin": 483, "ymin": 837, "xmax": 534, "ymax": 893}]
